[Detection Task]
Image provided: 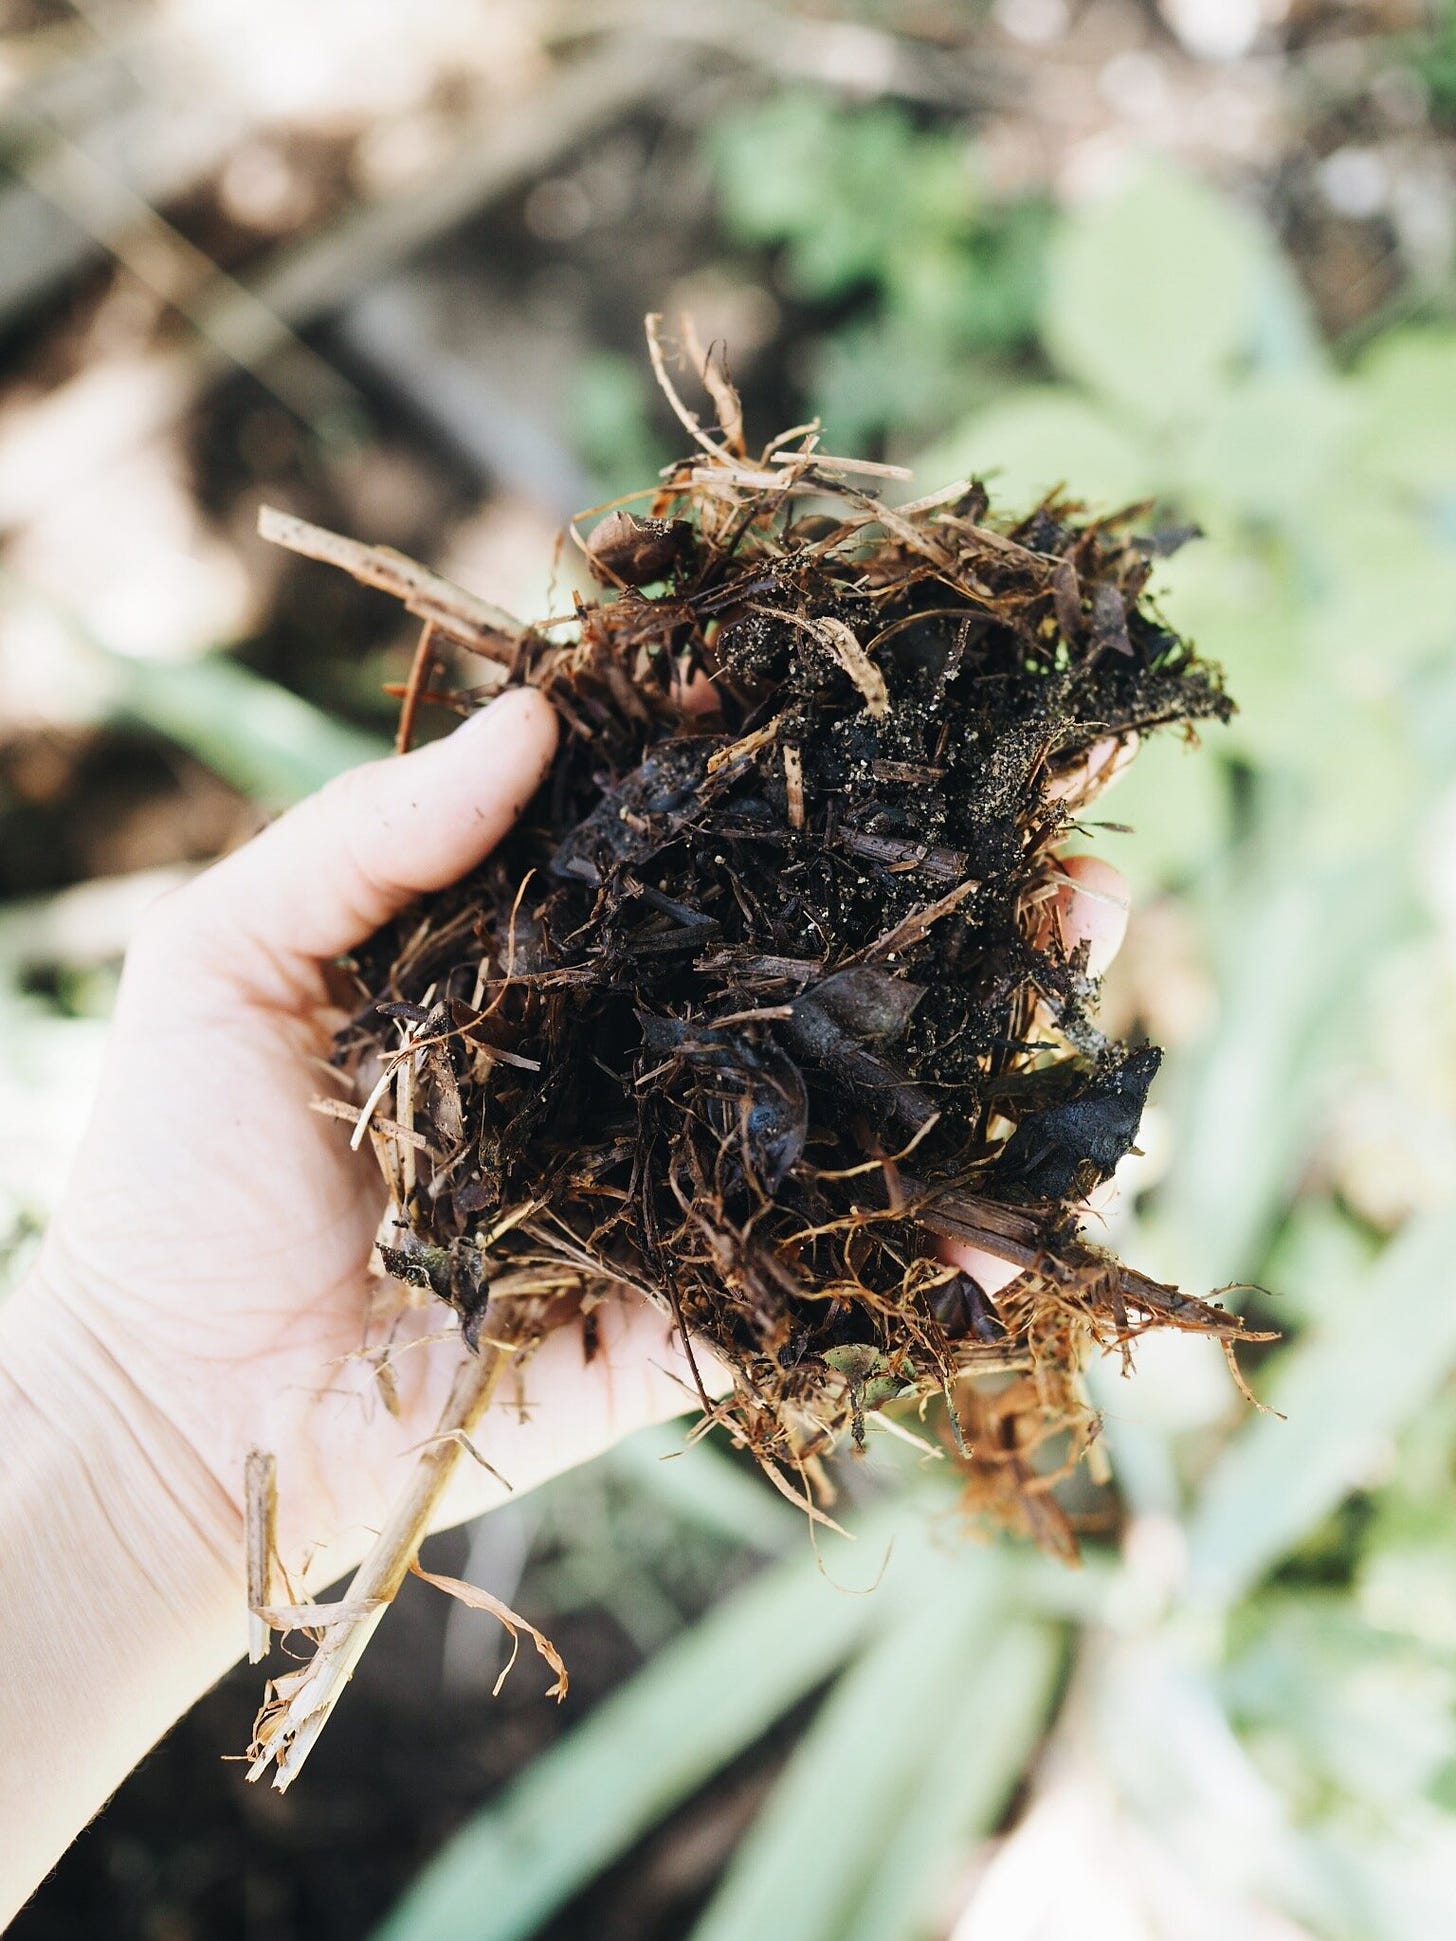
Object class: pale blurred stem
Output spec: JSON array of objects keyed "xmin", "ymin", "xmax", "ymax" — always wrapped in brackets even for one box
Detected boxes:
[{"xmin": 249, "ymin": 1344, "xmax": 509, "ymax": 1791}]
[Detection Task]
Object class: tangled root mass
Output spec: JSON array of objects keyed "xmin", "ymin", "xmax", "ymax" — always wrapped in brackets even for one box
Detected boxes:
[{"xmin": 310, "ymin": 338, "xmax": 1254, "ymax": 1557}]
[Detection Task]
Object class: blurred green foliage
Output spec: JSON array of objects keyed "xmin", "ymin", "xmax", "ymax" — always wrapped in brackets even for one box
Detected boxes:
[
  {"xmin": 1406, "ymin": 0, "xmax": 1456, "ymax": 125},
  {"xmin": 710, "ymin": 93, "xmax": 1050, "ymax": 447},
  {"xmin": 569, "ymin": 349, "xmax": 672, "ymax": 504},
  {"xmin": 380, "ymin": 137, "xmax": 1456, "ymax": 1941}
]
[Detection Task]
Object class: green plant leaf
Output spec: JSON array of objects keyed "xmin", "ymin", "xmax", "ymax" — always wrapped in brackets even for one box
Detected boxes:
[
  {"xmin": 688, "ymin": 1554, "xmax": 1015, "ymax": 1941},
  {"xmin": 610, "ymin": 1422, "xmax": 799, "ymax": 1555},
  {"xmin": 1224, "ymin": 1595, "xmax": 1456, "ymax": 1811},
  {"xmin": 1143, "ymin": 828, "xmax": 1410, "ymax": 1294},
  {"xmin": 1, "ymin": 568, "xmax": 386, "ymax": 804},
  {"xmin": 570, "ymin": 351, "xmax": 671, "ymax": 502},
  {"xmin": 840, "ymin": 1622, "xmax": 1061, "ymax": 1941},
  {"xmin": 1352, "ymin": 327, "xmax": 1456, "ymax": 509},
  {"xmin": 710, "ymin": 93, "xmax": 842, "ymax": 251},
  {"xmin": 1306, "ymin": 489, "xmax": 1456, "ymax": 681},
  {"xmin": 1041, "ymin": 168, "xmax": 1263, "ymax": 426},
  {"xmin": 1261, "ymin": 1201, "xmax": 1380, "ymax": 1330},
  {"xmin": 710, "ymin": 95, "xmax": 969, "ymax": 304},
  {"xmin": 374, "ymin": 1513, "xmax": 921, "ymax": 1941},
  {"xmin": 916, "ymin": 387, "xmax": 1152, "ymax": 512},
  {"xmin": 816, "ymin": 314, "xmax": 980, "ymax": 452},
  {"xmin": 1149, "ymin": 531, "xmax": 1311, "ymax": 769},
  {"xmin": 118, "ymin": 653, "xmax": 385, "ymax": 803},
  {"xmin": 1186, "ymin": 1208, "xmax": 1456, "ymax": 1610},
  {"xmin": 1183, "ymin": 372, "xmax": 1358, "ymax": 524}
]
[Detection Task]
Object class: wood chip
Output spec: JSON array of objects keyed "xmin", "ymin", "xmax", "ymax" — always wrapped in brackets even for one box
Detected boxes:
[
  {"xmin": 783, "ymin": 743, "xmax": 805, "ymax": 829},
  {"xmin": 812, "ymin": 617, "xmax": 890, "ymax": 717},
  {"xmin": 705, "ymin": 716, "xmax": 781, "ymax": 775},
  {"xmin": 311, "ymin": 1093, "xmax": 434, "ymax": 1153}
]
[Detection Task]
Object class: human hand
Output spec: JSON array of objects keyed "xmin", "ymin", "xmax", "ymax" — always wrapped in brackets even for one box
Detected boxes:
[
  {"xmin": 22, "ymin": 688, "xmax": 707, "ymax": 1600},
  {"xmin": 0, "ymin": 698, "xmax": 1132, "ymax": 1907},
  {"xmin": 16, "ymin": 693, "xmax": 1131, "ymax": 1593}
]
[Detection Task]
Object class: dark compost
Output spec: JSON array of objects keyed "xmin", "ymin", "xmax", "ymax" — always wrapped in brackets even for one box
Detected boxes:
[{"xmin": 277, "ymin": 334, "xmax": 1256, "ymax": 1559}]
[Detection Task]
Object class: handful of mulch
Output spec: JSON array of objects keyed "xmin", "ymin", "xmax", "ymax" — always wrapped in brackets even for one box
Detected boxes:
[{"xmin": 247, "ymin": 322, "xmax": 1260, "ymax": 1785}]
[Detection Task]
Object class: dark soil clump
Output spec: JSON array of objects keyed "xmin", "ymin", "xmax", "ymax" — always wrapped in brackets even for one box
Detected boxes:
[{"xmin": 288, "ymin": 329, "xmax": 1255, "ymax": 1555}]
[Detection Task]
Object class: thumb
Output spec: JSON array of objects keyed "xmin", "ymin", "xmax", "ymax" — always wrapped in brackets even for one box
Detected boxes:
[{"xmin": 177, "ymin": 686, "xmax": 557, "ymax": 973}]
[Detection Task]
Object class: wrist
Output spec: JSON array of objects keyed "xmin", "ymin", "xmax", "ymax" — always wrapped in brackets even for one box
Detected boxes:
[
  {"xmin": 0, "ymin": 1269, "xmax": 247, "ymax": 1920},
  {"xmin": 5, "ymin": 1261, "xmax": 246, "ymax": 1604}
]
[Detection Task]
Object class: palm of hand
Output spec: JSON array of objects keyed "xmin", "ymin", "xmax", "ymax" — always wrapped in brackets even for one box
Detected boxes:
[{"xmin": 37, "ymin": 694, "xmax": 698, "ymax": 1591}]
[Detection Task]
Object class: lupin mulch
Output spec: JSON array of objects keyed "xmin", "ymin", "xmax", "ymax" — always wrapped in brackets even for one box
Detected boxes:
[{"xmin": 246, "ymin": 321, "xmax": 1266, "ymax": 1783}]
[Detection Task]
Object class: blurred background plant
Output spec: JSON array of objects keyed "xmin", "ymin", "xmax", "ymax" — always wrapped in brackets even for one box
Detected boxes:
[{"xmin": 3, "ymin": 2, "xmax": 1456, "ymax": 1937}]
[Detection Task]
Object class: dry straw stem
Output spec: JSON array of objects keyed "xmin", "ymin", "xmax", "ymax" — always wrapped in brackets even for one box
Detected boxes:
[
  {"xmin": 247, "ymin": 1346, "xmax": 508, "ymax": 1791},
  {"xmin": 243, "ymin": 1449, "xmax": 277, "ymax": 1667},
  {"xmin": 257, "ymin": 505, "xmax": 523, "ymax": 659}
]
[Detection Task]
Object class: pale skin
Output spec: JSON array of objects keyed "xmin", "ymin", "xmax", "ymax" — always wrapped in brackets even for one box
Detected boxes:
[{"xmin": 0, "ymin": 687, "xmax": 1127, "ymax": 1922}]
